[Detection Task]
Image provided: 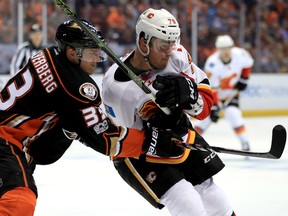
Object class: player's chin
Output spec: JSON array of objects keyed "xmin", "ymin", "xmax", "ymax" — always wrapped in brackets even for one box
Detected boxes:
[
  {"xmin": 87, "ymin": 64, "xmax": 97, "ymax": 75},
  {"xmin": 90, "ymin": 62, "xmax": 97, "ymax": 68},
  {"xmin": 158, "ymin": 60, "xmax": 169, "ymax": 68}
]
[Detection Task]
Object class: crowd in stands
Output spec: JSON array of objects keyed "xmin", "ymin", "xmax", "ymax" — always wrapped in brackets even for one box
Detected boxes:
[{"xmin": 0, "ymin": 0, "xmax": 288, "ymax": 74}]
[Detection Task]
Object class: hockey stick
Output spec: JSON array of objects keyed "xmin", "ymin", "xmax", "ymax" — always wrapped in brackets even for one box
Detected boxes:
[
  {"xmin": 183, "ymin": 124, "xmax": 286, "ymax": 159},
  {"xmin": 54, "ymin": 1, "xmax": 286, "ymax": 159},
  {"xmin": 222, "ymin": 90, "xmax": 239, "ymax": 108},
  {"xmin": 53, "ymin": 0, "xmax": 171, "ymax": 115}
]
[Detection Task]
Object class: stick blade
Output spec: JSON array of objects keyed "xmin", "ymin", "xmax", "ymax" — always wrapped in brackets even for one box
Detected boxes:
[{"xmin": 269, "ymin": 124, "xmax": 287, "ymax": 159}]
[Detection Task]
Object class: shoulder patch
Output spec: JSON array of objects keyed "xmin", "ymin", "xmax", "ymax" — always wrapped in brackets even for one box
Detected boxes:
[
  {"xmin": 104, "ymin": 104, "xmax": 116, "ymax": 118},
  {"xmin": 79, "ymin": 82, "xmax": 98, "ymax": 100}
]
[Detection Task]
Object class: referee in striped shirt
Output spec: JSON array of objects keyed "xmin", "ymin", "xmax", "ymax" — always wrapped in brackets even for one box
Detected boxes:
[{"xmin": 10, "ymin": 24, "xmax": 44, "ymax": 76}]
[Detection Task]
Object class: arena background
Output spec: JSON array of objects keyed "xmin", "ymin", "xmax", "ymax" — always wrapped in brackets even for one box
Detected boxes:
[
  {"xmin": 0, "ymin": 1, "xmax": 287, "ymax": 216},
  {"xmin": 0, "ymin": 0, "xmax": 287, "ymax": 116}
]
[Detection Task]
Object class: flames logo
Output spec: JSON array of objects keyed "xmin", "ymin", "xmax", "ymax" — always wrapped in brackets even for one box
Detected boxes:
[{"xmin": 139, "ymin": 100, "xmax": 159, "ymax": 119}]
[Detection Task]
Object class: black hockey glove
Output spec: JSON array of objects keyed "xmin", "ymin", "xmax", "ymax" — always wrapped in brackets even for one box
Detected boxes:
[
  {"xmin": 148, "ymin": 110, "xmax": 192, "ymax": 137},
  {"xmin": 153, "ymin": 74, "xmax": 198, "ymax": 111},
  {"xmin": 142, "ymin": 123, "xmax": 184, "ymax": 157},
  {"xmin": 210, "ymin": 105, "xmax": 220, "ymax": 123},
  {"xmin": 235, "ymin": 79, "xmax": 248, "ymax": 91}
]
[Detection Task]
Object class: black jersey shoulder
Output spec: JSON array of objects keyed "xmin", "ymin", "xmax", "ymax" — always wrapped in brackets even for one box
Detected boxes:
[{"xmin": 44, "ymin": 46, "xmax": 102, "ymax": 105}]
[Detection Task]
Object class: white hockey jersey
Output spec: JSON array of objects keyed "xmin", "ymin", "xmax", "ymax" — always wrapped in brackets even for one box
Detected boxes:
[
  {"xmin": 204, "ymin": 47, "xmax": 254, "ymax": 101},
  {"xmin": 102, "ymin": 44, "xmax": 213, "ymax": 131}
]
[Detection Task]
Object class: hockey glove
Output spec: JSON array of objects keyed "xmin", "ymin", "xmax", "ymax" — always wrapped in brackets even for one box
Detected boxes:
[
  {"xmin": 235, "ymin": 79, "xmax": 248, "ymax": 91},
  {"xmin": 153, "ymin": 74, "xmax": 198, "ymax": 111},
  {"xmin": 142, "ymin": 123, "xmax": 184, "ymax": 157},
  {"xmin": 210, "ymin": 105, "xmax": 220, "ymax": 123},
  {"xmin": 148, "ymin": 110, "xmax": 192, "ymax": 137}
]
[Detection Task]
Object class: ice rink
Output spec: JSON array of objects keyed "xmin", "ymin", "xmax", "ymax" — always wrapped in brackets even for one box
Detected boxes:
[{"xmin": 33, "ymin": 115, "xmax": 288, "ymax": 216}]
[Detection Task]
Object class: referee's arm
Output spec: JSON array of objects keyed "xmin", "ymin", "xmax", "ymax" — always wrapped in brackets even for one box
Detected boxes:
[{"xmin": 10, "ymin": 43, "xmax": 28, "ymax": 76}]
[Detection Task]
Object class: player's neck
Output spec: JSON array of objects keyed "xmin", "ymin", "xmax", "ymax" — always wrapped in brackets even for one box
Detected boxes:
[
  {"xmin": 221, "ymin": 58, "xmax": 231, "ymax": 65},
  {"xmin": 129, "ymin": 51, "xmax": 150, "ymax": 75}
]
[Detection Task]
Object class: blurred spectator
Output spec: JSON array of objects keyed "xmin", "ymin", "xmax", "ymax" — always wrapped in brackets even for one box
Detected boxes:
[
  {"xmin": 10, "ymin": 24, "xmax": 44, "ymax": 76},
  {"xmin": 46, "ymin": 3, "xmax": 72, "ymax": 45},
  {"xmin": 106, "ymin": 7, "xmax": 127, "ymax": 34},
  {"xmin": 1, "ymin": 0, "xmax": 288, "ymax": 73}
]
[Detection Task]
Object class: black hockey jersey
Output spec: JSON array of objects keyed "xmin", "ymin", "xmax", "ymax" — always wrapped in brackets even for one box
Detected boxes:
[{"xmin": 0, "ymin": 46, "xmax": 145, "ymax": 164}]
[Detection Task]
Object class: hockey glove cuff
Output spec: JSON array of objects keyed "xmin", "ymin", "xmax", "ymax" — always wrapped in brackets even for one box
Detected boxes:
[{"xmin": 142, "ymin": 124, "xmax": 184, "ymax": 157}]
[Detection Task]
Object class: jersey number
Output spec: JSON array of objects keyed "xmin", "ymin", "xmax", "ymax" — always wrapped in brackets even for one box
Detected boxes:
[
  {"xmin": 81, "ymin": 106, "xmax": 106, "ymax": 127},
  {"xmin": 0, "ymin": 70, "xmax": 33, "ymax": 110}
]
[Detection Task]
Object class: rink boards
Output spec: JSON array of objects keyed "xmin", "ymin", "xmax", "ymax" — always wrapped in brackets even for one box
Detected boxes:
[{"xmin": 0, "ymin": 73, "xmax": 288, "ymax": 117}]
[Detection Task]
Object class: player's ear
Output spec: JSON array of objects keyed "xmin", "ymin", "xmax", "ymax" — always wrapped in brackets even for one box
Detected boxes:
[
  {"xmin": 139, "ymin": 37, "xmax": 148, "ymax": 53},
  {"xmin": 66, "ymin": 46, "xmax": 77, "ymax": 63}
]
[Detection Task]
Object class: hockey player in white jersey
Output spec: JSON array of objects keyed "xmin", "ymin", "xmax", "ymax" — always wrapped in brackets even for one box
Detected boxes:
[
  {"xmin": 194, "ymin": 35, "xmax": 254, "ymax": 151},
  {"xmin": 102, "ymin": 8, "xmax": 236, "ymax": 216}
]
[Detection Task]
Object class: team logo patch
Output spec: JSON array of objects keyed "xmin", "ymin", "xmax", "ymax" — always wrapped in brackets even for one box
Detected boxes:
[
  {"xmin": 139, "ymin": 100, "xmax": 158, "ymax": 120},
  {"xmin": 79, "ymin": 83, "xmax": 98, "ymax": 100},
  {"xmin": 146, "ymin": 171, "xmax": 157, "ymax": 183}
]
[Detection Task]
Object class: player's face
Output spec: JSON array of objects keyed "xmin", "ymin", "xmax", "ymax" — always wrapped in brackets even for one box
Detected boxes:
[
  {"xmin": 150, "ymin": 38, "xmax": 177, "ymax": 54},
  {"xmin": 219, "ymin": 47, "xmax": 232, "ymax": 63},
  {"xmin": 79, "ymin": 48, "xmax": 104, "ymax": 75},
  {"xmin": 149, "ymin": 38, "xmax": 176, "ymax": 69}
]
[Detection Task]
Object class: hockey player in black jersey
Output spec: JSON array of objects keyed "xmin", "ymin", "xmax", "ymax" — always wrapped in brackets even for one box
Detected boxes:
[{"xmin": 0, "ymin": 19, "xmax": 180, "ymax": 216}]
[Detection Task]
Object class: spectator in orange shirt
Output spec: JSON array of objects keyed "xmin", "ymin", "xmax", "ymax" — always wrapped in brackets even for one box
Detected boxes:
[{"xmin": 106, "ymin": 6, "xmax": 127, "ymax": 33}]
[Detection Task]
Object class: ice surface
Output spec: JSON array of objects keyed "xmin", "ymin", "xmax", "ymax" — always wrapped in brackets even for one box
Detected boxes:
[{"xmin": 34, "ymin": 116, "xmax": 288, "ymax": 216}]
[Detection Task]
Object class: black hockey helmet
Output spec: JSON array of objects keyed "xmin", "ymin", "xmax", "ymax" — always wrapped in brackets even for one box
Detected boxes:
[
  {"xmin": 55, "ymin": 19, "xmax": 106, "ymax": 61},
  {"xmin": 55, "ymin": 19, "xmax": 104, "ymax": 51}
]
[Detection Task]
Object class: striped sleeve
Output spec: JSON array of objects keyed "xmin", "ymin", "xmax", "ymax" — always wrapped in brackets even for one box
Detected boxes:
[
  {"xmin": 10, "ymin": 42, "xmax": 30, "ymax": 76},
  {"xmin": 113, "ymin": 127, "xmax": 145, "ymax": 158}
]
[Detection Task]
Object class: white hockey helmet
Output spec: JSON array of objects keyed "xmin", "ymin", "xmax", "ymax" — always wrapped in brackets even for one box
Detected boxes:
[
  {"xmin": 136, "ymin": 8, "xmax": 181, "ymax": 45},
  {"xmin": 215, "ymin": 35, "xmax": 234, "ymax": 48}
]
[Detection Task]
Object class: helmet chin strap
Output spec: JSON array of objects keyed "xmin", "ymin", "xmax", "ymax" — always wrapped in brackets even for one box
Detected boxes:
[
  {"xmin": 77, "ymin": 59, "xmax": 82, "ymax": 66},
  {"xmin": 76, "ymin": 48, "xmax": 83, "ymax": 66},
  {"xmin": 137, "ymin": 43, "xmax": 158, "ymax": 70}
]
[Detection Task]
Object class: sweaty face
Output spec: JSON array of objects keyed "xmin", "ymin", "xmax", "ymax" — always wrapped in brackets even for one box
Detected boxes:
[
  {"xmin": 219, "ymin": 47, "xmax": 232, "ymax": 63},
  {"xmin": 148, "ymin": 38, "xmax": 177, "ymax": 69}
]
